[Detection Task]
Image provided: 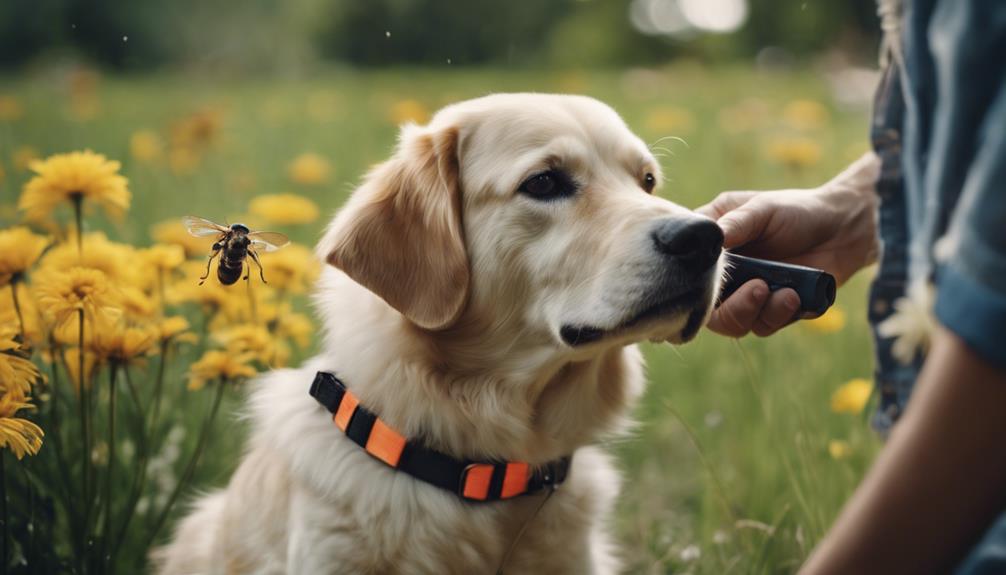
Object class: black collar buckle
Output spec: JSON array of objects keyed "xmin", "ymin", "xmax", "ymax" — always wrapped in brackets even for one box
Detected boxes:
[{"xmin": 540, "ymin": 456, "xmax": 572, "ymax": 489}]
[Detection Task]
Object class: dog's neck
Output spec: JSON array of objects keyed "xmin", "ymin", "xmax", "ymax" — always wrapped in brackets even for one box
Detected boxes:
[{"xmin": 314, "ymin": 270, "xmax": 644, "ymax": 465}]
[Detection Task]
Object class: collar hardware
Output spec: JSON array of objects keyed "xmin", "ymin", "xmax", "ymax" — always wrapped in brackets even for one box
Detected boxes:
[{"xmin": 309, "ymin": 371, "xmax": 571, "ymax": 503}]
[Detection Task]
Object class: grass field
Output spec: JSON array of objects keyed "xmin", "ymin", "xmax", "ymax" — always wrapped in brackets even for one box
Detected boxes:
[{"xmin": 1, "ymin": 64, "xmax": 880, "ymax": 573}]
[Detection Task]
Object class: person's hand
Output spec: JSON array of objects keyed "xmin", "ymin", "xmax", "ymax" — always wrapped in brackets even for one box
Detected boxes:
[{"xmin": 698, "ymin": 153, "xmax": 881, "ymax": 337}]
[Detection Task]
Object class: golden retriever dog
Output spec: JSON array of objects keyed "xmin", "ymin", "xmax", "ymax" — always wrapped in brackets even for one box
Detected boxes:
[{"xmin": 154, "ymin": 93, "xmax": 725, "ymax": 574}]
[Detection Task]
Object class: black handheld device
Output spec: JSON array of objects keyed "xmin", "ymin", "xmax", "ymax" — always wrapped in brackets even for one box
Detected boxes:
[{"xmin": 719, "ymin": 253, "xmax": 837, "ymax": 317}]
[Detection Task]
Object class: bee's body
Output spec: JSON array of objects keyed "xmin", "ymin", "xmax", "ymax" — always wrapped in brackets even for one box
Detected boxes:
[
  {"xmin": 215, "ymin": 224, "xmax": 252, "ymax": 285},
  {"xmin": 184, "ymin": 217, "xmax": 289, "ymax": 287}
]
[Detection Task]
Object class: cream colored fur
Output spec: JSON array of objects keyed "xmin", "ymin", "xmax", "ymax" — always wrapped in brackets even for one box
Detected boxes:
[{"xmin": 154, "ymin": 94, "xmax": 724, "ymax": 574}]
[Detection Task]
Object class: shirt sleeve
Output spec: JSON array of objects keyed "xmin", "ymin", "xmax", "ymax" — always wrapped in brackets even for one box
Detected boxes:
[{"xmin": 928, "ymin": 0, "xmax": 1006, "ymax": 369}]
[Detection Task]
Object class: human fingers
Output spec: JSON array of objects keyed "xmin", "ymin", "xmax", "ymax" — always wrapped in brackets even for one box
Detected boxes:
[
  {"xmin": 751, "ymin": 288, "xmax": 801, "ymax": 337},
  {"xmin": 706, "ymin": 279, "xmax": 770, "ymax": 338},
  {"xmin": 695, "ymin": 191, "xmax": 757, "ymax": 220},
  {"xmin": 715, "ymin": 198, "xmax": 775, "ymax": 250}
]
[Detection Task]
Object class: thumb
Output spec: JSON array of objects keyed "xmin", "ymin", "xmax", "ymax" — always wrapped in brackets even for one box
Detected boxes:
[
  {"xmin": 716, "ymin": 203, "xmax": 769, "ymax": 249},
  {"xmin": 695, "ymin": 190, "xmax": 755, "ymax": 219}
]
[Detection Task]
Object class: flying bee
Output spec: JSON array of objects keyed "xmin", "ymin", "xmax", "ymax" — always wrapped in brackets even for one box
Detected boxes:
[{"xmin": 183, "ymin": 216, "xmax": 290, "ymax": 286}]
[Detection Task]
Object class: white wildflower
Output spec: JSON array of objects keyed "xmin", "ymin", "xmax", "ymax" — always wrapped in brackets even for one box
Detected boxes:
[
  {"xmin": 877, "ymin": 281, "xmax": 936, "ymax": 364},
  {"xmin": 680, "ymin": 544, "xmax": 701, "ymax": 562},
  {"xmin": 704, "ymin": 410, "xmax": 723, "ymax": 429}
]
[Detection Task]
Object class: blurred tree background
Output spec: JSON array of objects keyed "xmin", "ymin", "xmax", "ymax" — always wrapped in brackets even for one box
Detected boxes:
[{"xmin": 0, "ymin": 0, "xmax": 880, "ymax": 74}]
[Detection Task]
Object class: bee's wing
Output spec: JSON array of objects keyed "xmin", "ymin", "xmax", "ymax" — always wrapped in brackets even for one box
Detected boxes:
[
  {"xmin": 183, "ymin": 215, "xmax": 229, "ymax": 238},
  {"xmin": 248, "ymin": 231, "xmax": 290, "ymax": 253}
]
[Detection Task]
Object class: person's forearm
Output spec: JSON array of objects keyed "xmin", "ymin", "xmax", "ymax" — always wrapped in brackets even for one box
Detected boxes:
[{"xmin": 800, "ymin": 327, "xmax": 1006, "ymax": 574}]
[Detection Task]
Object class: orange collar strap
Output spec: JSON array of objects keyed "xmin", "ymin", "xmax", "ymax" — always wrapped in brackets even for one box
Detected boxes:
[{"xmin": 309, "ymin": 371, "xmax": 571, "ymax": 502}]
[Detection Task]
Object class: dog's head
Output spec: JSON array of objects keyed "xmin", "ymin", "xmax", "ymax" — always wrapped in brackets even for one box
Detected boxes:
[{"xmin": 319, "ymin": 94, "xmax": 723, "ymax": 357}]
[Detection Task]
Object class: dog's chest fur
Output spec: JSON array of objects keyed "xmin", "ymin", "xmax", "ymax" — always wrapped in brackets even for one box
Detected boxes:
[{"xmin": 242, "ymin": 356, "xmax": 639, "ymax": 572}]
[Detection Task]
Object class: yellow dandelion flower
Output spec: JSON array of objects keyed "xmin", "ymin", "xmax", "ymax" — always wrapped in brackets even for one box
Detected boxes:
[
  {"xmin": 39, "ymin": 232, "xmax": 137, "ymax": 287},
  {"xmin": 1, "ymin": 327, "xmax": 39, "ymax": 399},
  {"xmin": 782, "ymin": 100, "xmax": 829, "ymax": 131},
  {"xmin": 830, "ymin": 378, "xmax": 873, "ymax": 414},
  {"xmin": 248, "ymin": 194, "xmax": 320, "ymax": 225},
  {"xmin": 766, "ymin": 137, "xmax": 822, "ymax": 170},
  {"xmin": 12, "ymin": 146, "xmax": 40, "ymax": 172},
  {"xmin": 151, "ymin": 219, "xmax": 213, "ymax": 258},
  {"xmin": 0, "ymin": 95, "xmax": 23, "ymax": 121},
  {"xmin": 211, "ymin": 323, "xmax": 286, "ymax": 365},
  {"xmin": 18, "ymin": 150, "xmax": 131, "ymax": 222},
  {"xmin": 287, "ymin": 153, "xmax": 331, "ymax": 186},
  {"xmin": 130, "ymin": 130, "xmax": 164, "ymax": 163},
  {"xmin": 644, "ymin": 106, "xmax": 695, "ymax": 135},
  {"xmin": 166, "ymin": 262, "xmax": 237, "ymax": 311},
  {"xmin": 206, "ymin": 284, "xmax": 272, "ymax": 326},
  {"xmin": 34, "ymin": 266, "xmax": 118, "ymax": 327},
  {"xmin": 63, "ymin": 347, "xmax": 98, "ymax": 393},
  {"xmin": 389, "ymin": 99, "xmax": 430, "ymax": 125},
  {"xmin": 0, "ymin": 353, "xmax": 39, "ymax": 398},
  {"xmin": 0, "ymin": 226, "xmax": 49, "ymax": 285},
  {"xmin": 167, "ymin": 281, "xmax": 224, "ymax": 312},
  {"xmin": 140, "ymin": 243, "xmax": 187, "ymax": 274},
  {"xmin": 275, "ymin": 310, "xmax": 313, "ymax": 349},
  {"xmin": 0, "ymin": 283, "xmax": 41, "ymax": 346},
  {"xmin": 0, "ymin": 394, "xmax": 44, "ymax": 459},
  {"xmin": 118, "ymin": 286, "xmax": 157, "ymax": 321},
  {"xmin": 828, "ymin": 439, "xmax": 852, "ymax": 460},
  {"xmin": 51, "ymin": 315, "xmax": 95, "ymax": 348},
  {"xmin": 805, "ymin": 305, "xmax": 846, "ymax": 334},
  {"xmin": 187, "ymin": 350, "xmax": 257, "ymax": 390},
  {"xmin": 89, "ymin": 316, "xmax": 157, "ymax": 364},
  {"xmin": 258, "ymin": 243, "xmax": 319, "ymax": 294},
  {"xmin": 156, "ymin": 316, "xmax": 197, "ymax": 344}
]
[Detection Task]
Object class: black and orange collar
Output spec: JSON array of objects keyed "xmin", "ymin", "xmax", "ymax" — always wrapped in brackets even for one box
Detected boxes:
[{"xmin": 309, "ymin": 371, "xmax": 571, "ymax": 502}]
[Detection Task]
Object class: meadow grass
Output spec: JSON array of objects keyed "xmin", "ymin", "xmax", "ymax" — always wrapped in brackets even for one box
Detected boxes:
[{"xmin": 0, "ymin": 64, "xmax": 878, "ymax": 572}]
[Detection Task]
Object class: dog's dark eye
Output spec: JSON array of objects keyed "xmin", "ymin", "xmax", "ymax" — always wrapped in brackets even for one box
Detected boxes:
[
  {"xmin": 642, "ymin": 172, "xmax": 656, "ymax": 193},
  {"xmin": 518, "ymin": 170, "xmax": 575, "ymax": 201}
]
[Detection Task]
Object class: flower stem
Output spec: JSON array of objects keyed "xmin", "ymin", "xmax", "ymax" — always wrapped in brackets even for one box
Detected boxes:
[
  {"xmin": 148, "ymin": 341, "xmax": 169, "ymax": 437},
  {"xmin": 72, "ymin": 193, "xmax": 83, "ymax": 255},
  {"xmin": 101, "ymin": 363, "xmax": 118, "ymax": 571},
  {"xmin": 112, "ymin": 366, "xmax": 150, "ymax": 559},
  {"xmin": 246, "ymin": 275, "xmax": 258, "ymax": 324},
  {"xmin": 156, "ymin": 269, "xmax": 165, "ymax": 310},
  {"xmin": 20, "ymin": 464, "xmax": 36, "ymax": 570},
  {"xmin": 47, "ymin": 342, "xmax": 81, "ymax": 546},
  {"xmin": 143, "ymin": 379, "xmax": 227, "ymax": 551},
  {"xmin": 9, "ymin": 281, "xmax": 26, "ymax": 346},
  {"xmin": 76, "ymin": 310, "xmax": 93, "ymax": 569}
]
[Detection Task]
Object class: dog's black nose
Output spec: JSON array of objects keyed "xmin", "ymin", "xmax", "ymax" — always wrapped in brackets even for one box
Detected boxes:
[{"xmin": 651, "ymin": 218, "xmax": 724, "ymax": 272}]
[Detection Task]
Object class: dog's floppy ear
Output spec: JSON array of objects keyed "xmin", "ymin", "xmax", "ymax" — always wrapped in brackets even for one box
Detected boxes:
[{"xmin": 319, "ymin": 124, "xmax": 468, "ymax": 330}]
